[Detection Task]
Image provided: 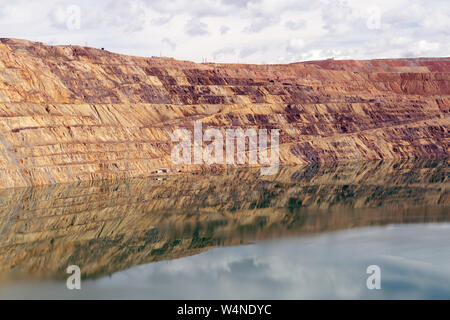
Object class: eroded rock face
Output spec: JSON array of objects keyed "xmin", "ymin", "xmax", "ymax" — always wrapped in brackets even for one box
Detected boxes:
[
  {"xmin": 0, "ymin": 38, "xmax": 449, "ymax": 188},
  {"xmin": 0, "ymin": 159, "xmax": 448, "ymax": 281}
]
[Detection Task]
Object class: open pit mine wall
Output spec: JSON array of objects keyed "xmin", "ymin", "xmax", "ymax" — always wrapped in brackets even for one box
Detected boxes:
[{"xmin": 0, "ymin": 38, "xmax": 449, "ymax": 188}]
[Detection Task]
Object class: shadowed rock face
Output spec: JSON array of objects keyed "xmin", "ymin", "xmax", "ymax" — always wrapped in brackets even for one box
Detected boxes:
[
  {"xmin": 0, "ymin": 38, "xmax": 449, "ymax": 187},
  {"xmin": 0, "ymin": 159, "xmax": 448, "ymax": 281}
]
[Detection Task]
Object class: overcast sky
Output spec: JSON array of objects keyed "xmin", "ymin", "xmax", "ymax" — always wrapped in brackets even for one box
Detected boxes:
[{"xmin": 0, "ymin": 0, "xmax": 449, "ymax": 63}]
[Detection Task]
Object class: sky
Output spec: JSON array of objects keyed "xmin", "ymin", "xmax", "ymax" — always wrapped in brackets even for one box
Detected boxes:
[{"xmin": 0, "ymin": 0, "xmax": 449, "ymax": 64}]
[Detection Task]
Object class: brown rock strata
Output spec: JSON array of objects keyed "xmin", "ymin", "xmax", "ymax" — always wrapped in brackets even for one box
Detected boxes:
[{"xmin": 0, "ymin": 38, "xmax": 449, "ymax": 188}]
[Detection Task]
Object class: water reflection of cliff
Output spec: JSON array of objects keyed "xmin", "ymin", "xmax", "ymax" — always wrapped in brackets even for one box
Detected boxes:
[{"xmin": 0, "ymin": 159, "xmax": 448, "ymax": 281}]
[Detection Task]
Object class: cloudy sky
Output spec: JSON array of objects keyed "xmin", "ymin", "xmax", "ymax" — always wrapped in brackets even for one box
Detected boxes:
[{"xmin": 0, "ymin": 0, "xmax": 449, "ymax": 63}]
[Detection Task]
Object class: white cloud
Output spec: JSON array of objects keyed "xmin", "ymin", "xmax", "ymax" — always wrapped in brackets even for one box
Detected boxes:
[
  {"xmin": 0, "ymin": 0, "xmax": 448, "ymax": 63},
  {"xmin": 220, "ymin": 25, "xmax": 230, "ymax": 35}
]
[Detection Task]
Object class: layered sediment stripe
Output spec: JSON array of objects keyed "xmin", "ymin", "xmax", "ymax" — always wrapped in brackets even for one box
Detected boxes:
[{"xmin": 0, "ymin": 38, "xmax": 448, "ymax": 188}]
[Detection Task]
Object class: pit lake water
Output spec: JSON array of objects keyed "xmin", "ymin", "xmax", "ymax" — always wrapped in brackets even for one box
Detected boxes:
[{"xmin": 0, "ymin": 159, "xmax": 448, "ymax": 299}]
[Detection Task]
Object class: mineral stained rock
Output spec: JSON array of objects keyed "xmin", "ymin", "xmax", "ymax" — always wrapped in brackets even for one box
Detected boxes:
[{"xmin": 0, "ymin": 38, "xmax": 449, "ymax": 188}]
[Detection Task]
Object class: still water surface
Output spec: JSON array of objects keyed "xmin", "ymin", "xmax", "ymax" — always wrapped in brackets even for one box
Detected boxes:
[{"xmin": 0, "ymin": 159, "xmax": 448, "ymax": 299}]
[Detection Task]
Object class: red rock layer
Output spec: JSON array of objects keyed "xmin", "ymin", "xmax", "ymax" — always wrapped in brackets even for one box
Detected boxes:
[{"xmin": 0, "ymin": 38, "xmax": 448, "ymax": 188}]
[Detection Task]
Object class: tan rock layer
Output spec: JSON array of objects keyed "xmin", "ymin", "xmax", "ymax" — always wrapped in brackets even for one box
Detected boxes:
[
  {"xmin": 0, "ymin": 38, "xmax": 449, "ymax": 188},
  {"xmin": 0, "ymin": 159, "xmax": 448, "ymax": 281}
]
